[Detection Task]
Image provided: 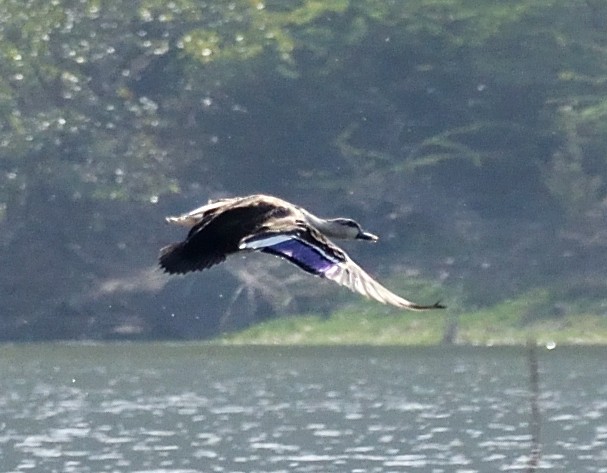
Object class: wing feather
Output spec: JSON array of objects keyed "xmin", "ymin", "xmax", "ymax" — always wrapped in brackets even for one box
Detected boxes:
[
  {"xmin": 243, "ymin": 229, "xmax": 444, "ymax": 311},
  {"xmin": 322, "ymin": 253, "xmax": 444, "ymax": 311},
  {"xmin": 165, "ymin": 197, "xmax": 245, "ymax": 227}
]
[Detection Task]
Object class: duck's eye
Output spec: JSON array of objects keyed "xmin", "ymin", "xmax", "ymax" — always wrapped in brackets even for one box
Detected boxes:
[{"xmin": 332, "ymin": 218, "xmax": 360, "ymax": 228}]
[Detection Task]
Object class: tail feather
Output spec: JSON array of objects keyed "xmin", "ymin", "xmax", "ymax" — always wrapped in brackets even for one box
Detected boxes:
[
  {"xmin": 159, "ymin": 243, "xmax": 193, "ymax": 274},
  {"xmin": 159, "ymin": 242, "xmax": 225, "ymax": 274}
]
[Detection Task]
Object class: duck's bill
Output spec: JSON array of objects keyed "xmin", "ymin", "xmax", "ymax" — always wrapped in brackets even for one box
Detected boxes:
[{"xmin": 357, "ymin": 231, "xmax": 379, "ymax": 241}]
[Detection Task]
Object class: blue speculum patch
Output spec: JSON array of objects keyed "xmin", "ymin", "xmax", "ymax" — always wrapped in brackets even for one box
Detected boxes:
[{"xmin": 262, "ymin": 238, "xmax": 338, "ymax": 275}]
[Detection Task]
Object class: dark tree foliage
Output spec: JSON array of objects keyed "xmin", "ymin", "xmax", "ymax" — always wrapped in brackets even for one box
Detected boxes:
[{"xmin": 1, "ymin": 0, "xmax": 606, "ymax": 340}]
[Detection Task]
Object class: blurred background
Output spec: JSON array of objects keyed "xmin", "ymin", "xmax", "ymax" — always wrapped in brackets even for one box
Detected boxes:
[{"xmin": 1, "ymin": 0, "xmax": 607, "ymax": 340}]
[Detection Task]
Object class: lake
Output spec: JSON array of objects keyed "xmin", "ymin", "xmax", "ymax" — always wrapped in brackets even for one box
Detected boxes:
[{"xmin": 0, "ymin": 344, "xmax": 605, "ymax": 472}]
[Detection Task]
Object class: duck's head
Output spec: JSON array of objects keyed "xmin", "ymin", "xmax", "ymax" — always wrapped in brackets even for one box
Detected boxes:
[{"xmin": 327, "ymin": 218, "xmax": 379, "ymax": 241}]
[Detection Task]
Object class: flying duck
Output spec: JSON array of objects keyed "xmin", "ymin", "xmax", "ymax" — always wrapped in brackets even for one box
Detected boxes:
[{"xmin": 159, "ymin": 194, "xmax": 444, "ymax": 311}]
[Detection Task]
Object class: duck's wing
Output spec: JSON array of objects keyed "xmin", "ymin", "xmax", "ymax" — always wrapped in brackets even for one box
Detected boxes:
[
  {"xmin": 322, "ymin": 252, "xmax": 445, "ymax": 311},
  {"xmin": 160, "ymin": 199, "xmax": 291, "ymax": 274},
  {"xmin": 241, "ymin": 229, "xmax": 444, "ymax": 311},
  {"xmin": 165, "ymin": 197, "xmax": 244, "ymax": 228},
  {"xmin": 241, "ymin": 230, "xmax": 342, "ymax": 276}
]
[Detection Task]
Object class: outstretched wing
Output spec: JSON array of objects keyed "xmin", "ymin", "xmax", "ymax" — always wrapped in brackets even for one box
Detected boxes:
[
  {"xmin": 241, "ymin": 231, "xmax": 444, "ymax": 311},
  {"xmin": 241, "ymin": 232, "xmax": 343, "ymax": 276},
  {"xmin": 165, "ymin": 197, "xmax": 244, "ymax": 228},
  {"xmin": 322, "ymin": 253, "xmax": 445, "ymax": 311}
]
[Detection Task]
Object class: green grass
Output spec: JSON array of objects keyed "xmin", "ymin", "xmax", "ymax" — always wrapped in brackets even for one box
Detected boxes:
[
  {"xmin": 456, "ymin": 289, "xmax": 607, "ymax": 345},
  {"xmin": 218, "ymin": 289, "xmax": 607, "ymax": 346},
  {"xmin": 220, "ymin": 309, "xmax": 448, "ymax": 345}
]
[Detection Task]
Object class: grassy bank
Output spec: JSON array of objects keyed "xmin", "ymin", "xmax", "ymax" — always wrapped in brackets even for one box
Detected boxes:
[{"xmin": 218, "ymin": 291, "xmax": 607, "ymax": 346}]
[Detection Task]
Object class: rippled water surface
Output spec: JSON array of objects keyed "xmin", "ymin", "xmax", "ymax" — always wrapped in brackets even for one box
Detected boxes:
[{"xmin": 0, "ymin": 344, "xmax": 606, "ymax": 472}]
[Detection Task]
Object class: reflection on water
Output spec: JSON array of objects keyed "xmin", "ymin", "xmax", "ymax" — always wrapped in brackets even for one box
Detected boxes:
[{"xmin": 0, "ymin": 344, "xmax": 606, "ymax": 472}]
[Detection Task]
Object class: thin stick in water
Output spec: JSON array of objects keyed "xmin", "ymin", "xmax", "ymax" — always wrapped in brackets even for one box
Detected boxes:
[{"xmin": 526, "ymin": 339, "xmax": 542, "ymax": 472}]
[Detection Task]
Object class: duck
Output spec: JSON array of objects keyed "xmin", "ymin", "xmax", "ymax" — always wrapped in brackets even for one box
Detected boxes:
[{"xmin": 159, "ymin": 194, "xmax": 445, "ymax": 311}]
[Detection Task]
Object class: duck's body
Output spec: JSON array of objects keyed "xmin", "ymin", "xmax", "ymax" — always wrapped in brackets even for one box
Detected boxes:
[{"xmin": 159, "ymin": 194, "xmax": 444, "ymax": 311}]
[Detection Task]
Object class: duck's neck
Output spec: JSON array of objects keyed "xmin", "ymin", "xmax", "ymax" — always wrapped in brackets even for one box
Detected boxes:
[{"xmin": 300, "ymin": 209, "xmax": 353, "ymax": 239}]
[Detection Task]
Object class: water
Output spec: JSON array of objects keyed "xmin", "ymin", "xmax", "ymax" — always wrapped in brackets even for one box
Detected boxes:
[{"xmin": 0, "ymin": 344, "xmax": 605, "ymax": 472}]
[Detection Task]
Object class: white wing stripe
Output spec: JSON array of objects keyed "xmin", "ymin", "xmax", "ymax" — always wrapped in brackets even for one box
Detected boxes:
[{"xmin": 240, "ymin": 234, "xmax": 293, "ymax": 250}]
